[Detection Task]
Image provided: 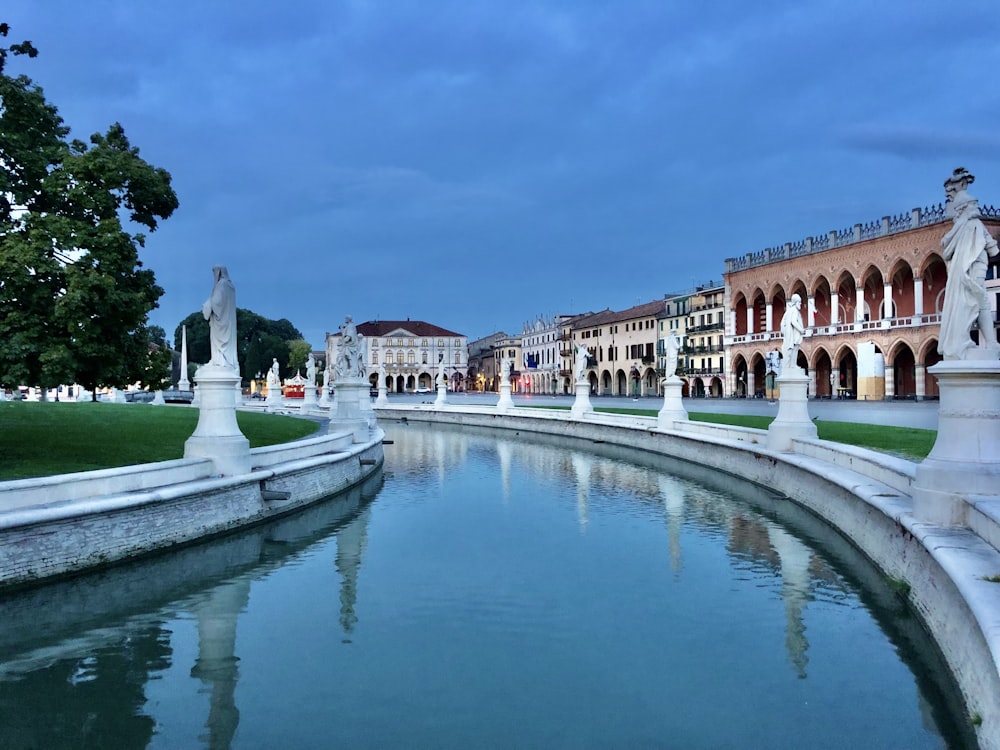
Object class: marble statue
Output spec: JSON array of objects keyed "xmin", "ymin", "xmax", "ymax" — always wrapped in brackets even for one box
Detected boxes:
[
  {"xmin": 202, "ymin": 266, "xmax": 237, "ymax": 371},
  {"xmin": 939, "ymin": 167, "xmax": 1000, "ymax": 360},
  {"xmin": 436, "ymin": 356, "xmax": 445, "ymax": 387},
  {"xmin": 267, "ymin": 358, "xmax": 280, "ymax": 388},
  {"xmin": 502, "ymin": 358, "xmax": 513, "ymax": 380},
  {"xmin": 574, "ymin": 345, "xmax": 589, "ymax": 381},
  {"xmin": 780, "ymin": 293, "xmax": 805, "ymax": 372},
  {"xmin": 356, "ymin": 334, "xmax": 368, "ymax": 379},
  {"xmin": 323, "ymin": 366, "xmax": 331, "ymax": 391},
  {"xmin": 306, "ymin": 352, "xmax": 316, "ymax": 385},
  {"xmin": 335, "ymin": 316, "xmax": 361, "ymax": 379},
  {"xmin": 377, "ymin": 361, "xmax": 386, "ymax": 385},
  {"xmin": 665, "ymin": 331, "xmax": 682, "ymax": 379}
]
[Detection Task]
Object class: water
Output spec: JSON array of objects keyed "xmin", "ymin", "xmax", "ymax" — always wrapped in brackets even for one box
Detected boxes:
[{"xmin": 0, "ymin": 422, "xmax": 972, "ymax": 749}]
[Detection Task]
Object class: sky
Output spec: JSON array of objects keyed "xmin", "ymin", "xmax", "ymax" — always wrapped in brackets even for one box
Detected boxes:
[{"xmin": 5, "ymin": 1, "xmax": 1000, "ymax": 349}]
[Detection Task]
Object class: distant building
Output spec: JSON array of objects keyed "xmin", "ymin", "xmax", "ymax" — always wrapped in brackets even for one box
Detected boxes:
[
  {"xmin": 724, "ymin": 200, "xmax": 1000, "ymax": 400},
  {"xmin": 467, "ymin": 332, "xmax": 506, "ymax": 392},
  {"xmin": 519, "ymin": 315, "xmax": 575, "ymax": 394},
  {"xmin": 325, "ymin": 320, "xmax": 467, "ymax": 393},
  {"xmin": 492, "ymin": 334, "xmax": 523, "ymax": 392}
]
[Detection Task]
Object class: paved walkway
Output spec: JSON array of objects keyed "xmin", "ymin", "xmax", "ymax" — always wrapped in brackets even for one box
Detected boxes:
[{"xmin": 390, "ymin": 392, "xmax": 940, "ymax": 430}]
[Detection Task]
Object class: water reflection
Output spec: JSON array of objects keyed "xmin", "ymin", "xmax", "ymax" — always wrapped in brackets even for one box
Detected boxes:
[
  {"xmin": 0, "ymin": 423, "xmax": 976, "ymax": 749},
  {"xmin": 0, "ymin": 473, "xmax": 382, "ymax": 750}
]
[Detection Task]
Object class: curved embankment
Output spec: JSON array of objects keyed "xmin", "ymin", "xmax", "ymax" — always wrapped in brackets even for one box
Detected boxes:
[
  {"xmin": 0, "ymin": 426, "xmax": 385, "ymax": 592},
  {"xmin": 377, "ymin": 402, "xmax": 1000, "ymax": 750}
]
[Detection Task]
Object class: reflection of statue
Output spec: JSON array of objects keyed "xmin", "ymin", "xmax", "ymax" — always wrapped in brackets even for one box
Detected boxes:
[
  {"xmin": 780, "ymin": 294, "xmax": 805, "ymax": 373},
  {"xmin": 306, "ymin": 352, "xmax": 316, "ymax": 384},
  {"xmin": 574, "ymin": 346, "xmax": 589, "ymax": 381},
  {"xmin": 665, "ymin": 331, "xmax": 682, "ymax": 379},
  {"xmin": 939, "ymin": 167, "xmax": 1000, "ymax": 360},
  {"xmin": 267, "ymin": 358, "xmax": 280, "ymax": 388},
  {"xmin": 335, "ymin": 316, "xmax": 361, "ymax": 379},
  {"xmin": 201, "ymin": 266, "xmax": 237, "ymax": 371}
]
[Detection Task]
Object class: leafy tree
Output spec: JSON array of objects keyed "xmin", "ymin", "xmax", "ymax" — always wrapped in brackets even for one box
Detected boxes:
[
  {"xmin": 0, "ymin": 25, "xmax": 178, "ymax": 397},
  {"xmin": 174, "ymin": 308, "xmax": 304, "ymax": 383},
  {"xmin": 287, "ymin": 339, "xmax": 312, "ymax": 376}
]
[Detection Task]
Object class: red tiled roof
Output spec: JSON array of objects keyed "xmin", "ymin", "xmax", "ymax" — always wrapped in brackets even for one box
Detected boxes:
[{"xmin": 354, "ymin": 320, "xmax": 464, "ymax": 338}]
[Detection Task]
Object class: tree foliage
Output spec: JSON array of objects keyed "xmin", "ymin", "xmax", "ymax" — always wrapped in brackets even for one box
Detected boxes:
[
  {"xmin": 174, "ymin": 309, "xmax": 305, "ymax": 384},
  {"xmin": 0, "ymin": 25, "xmax": 178, "ymax": 395}
]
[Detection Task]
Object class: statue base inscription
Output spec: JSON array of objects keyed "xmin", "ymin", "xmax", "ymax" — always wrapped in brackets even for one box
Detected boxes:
[
  {"xmin": 767, "ymin": 371, "xmax": 817, "ymax": 452},
  {"xmin": 570, "ymin": 381, "xmax": 593, "ymax": 418},
  {"xmin": 184, "ymin": 365, "xmax": 250, "ymax": 476},
  {"xmin": 657, "ymin": 377, "xmax": 687, "ymax": 429},
  {"xmin": 913, "ymin": 360, "xmax": 1000, "ymax": 525}
]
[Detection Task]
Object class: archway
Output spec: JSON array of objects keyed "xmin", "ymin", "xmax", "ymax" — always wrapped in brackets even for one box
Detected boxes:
[
  {"xmin": 733, "ymin": 355, "xmax": 749, "ymax": 398},
  {"xmin": 395, "ymin": 375, "xmax": 405, "ymax": 393},
  {"xmin": 709, "ymin": 376, "xmax": 724, "ymax": 398},
  {"xmin": 835, "ymin": 348, "xmax": 858, "ymax": 398},
  {"xmin": 601, "ymin": 370, "xmax": 612, "ymax": 395},
  {"xmin": 812, "ymin": 348, "xmax": 833, "ymax": 399},
  {"xmin": 892, "ymin": 344, "xmax": 916, "ymax": 399}
]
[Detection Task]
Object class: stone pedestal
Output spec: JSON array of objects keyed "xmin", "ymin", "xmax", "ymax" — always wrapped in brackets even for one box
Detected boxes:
[
  {"xmin": 319, "ymin": 386, "xmax": 331, "ymax": 408},
  {"xmin": 913, "ymin": 360, "xmax": 1000, "ymax": 525},
  {"xmin": 496, "ymin": 382, "xmax": 514, "ymax": 413},
  {"xmin": 570, "ymin": 381, "xmax": 593, "ymax": 418},
  {"xmin": 375, "ymin": 385, "xmax": 388, "ymax": 407},
  {"xmin": 434, "ymin": 384, "xmax": 448, "ymax": 407},
  {"xmin": 657, "ymin": 377, "xmax": 687, "ymax": 429},
  {"xmin": 330, "ymin": 380, "xmax": 371, "ymax": 442},
  {"xmin": 265, "ymin": 384, "xmax": 283, "ymax": 411},
  {"xmin": 184, "ymin": 365, "xmax": 250, "ymax": 476},
  {"xmin": 152, "ymin": 390, "xmax": 166, "ymax": 405},
  {"xmin": 767, "ymin": 371, "xmax": 817, "ymax": 451}
]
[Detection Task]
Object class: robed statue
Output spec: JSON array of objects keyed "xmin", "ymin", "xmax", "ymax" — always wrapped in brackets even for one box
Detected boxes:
[{"xmin": 202, "ymin": 266, "xmax": 238, "ymax": 371}]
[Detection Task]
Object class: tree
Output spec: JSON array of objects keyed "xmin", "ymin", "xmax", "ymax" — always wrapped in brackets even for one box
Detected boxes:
[
  {"xmin": 0, "ymin": 25, "xmax": 178, "ymax": 396},
  {"xmin": 174, "ymin": 308, "xmax": 304, "ymax": 383},
  {"xmin": 287, "ymin": 339, "xmax": 312, "ymax": 376}
]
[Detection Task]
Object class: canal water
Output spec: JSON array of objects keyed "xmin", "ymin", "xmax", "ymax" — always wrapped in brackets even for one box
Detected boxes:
[{"xmin": 0, "ymin": 422, "xmax": 972, "ymax": 749}]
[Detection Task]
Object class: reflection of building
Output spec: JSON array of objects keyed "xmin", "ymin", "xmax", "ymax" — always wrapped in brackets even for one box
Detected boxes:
[
  {"xmin": 326, "ymin": 320, "xmax": 467, "ymax": 393},
  {"xmin": 725, "ymin": 202, "xmax": 1000, "ymax": 400}
]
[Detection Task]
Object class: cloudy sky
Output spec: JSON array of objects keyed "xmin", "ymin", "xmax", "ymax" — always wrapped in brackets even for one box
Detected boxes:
[{"xmin": 6, "ymin": 1, "xmax": 1000, "ymax": 348}]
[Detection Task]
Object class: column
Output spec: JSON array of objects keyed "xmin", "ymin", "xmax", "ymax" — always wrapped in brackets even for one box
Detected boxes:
[
  {"xmin": 882, "ymin": 281, "xmax": 893, "ymax": 321},
  {"xmin": 747, "ymin": 371, "xmax": 756, "ymax": 398},
  {"xmin": 831, "ymin": 367, "xmax": 840, "ymax": 398},
  {"xmin": 831, "ymin": 292, "xmax": 840, "ymax": 326},
  {"xmin": 884, "ymin": 365, "xmax": 895, "ymax": 400},
  {"xmin": 855, "ymin": 286, "xmax": 864, "ymax": 324},
  {"xmin": 765, "ymin": 302, "xmax": 773, "ymax": 332},
  {"xmin": 915, "ymin": 364, "xmax": 926, "ymax": 401},
  {"xmin": 746, "ymin": 307, "xmax": 755, "ymax": 334},
  {"xmin": 807, "ymin": 295, "xmax": 815, "ymax": 327},
  {"xmin": 913, "ymin": 277, "xmax": 924, "ymax": 316}
]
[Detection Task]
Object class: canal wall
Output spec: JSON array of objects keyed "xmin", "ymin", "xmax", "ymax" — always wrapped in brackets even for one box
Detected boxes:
[
  {"xmin": 0, "ymin": 427, "xmax": 384, "ymax": 592},
  {"xmin": 377, "ymin": 402, "xmax": 1000, "ymax": 750}
]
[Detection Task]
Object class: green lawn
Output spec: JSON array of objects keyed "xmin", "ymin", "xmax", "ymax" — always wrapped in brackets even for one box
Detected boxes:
[
  {"xmin": 0, "ymin": 402, "xmax": 319, "ymax": 480},
  {"xmin": 537, "ymin": 405, "xmax": 936, "ymax": 460}
]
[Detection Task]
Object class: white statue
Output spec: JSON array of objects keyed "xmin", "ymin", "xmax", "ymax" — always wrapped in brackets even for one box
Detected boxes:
[
  {"xmin": 266, "ymin": 358, "xmax": 280, "ymax": 388},
  {"xmin": 502, "ymin": 358, "xmax": 513, "ymax": 380},
  {"xmin": 377, "ymin": 361, "xmax": 386, "ymax": 387},
  {"xmin": 201, "ymin": 265, "xmax": 237, "ymax": 371},
  {"xmin": 665, "ymin": 331, "xmax": 682, "ymax": 379},
  {"xmin": 574, "ymin": 345, "xmax": 589, "ymax": 382},
  {"xmin": 306, "ymin": 352, "xmax": 316, "ymax": 384},
  {"xmin": 780, "ymin": 293, "xmax": 805, "ymax": 372},
  {"xmin": 939, "ymin": 167, "xmax": 1000, "ymax": 360},
  {"xmin": 335, "ymin": 316, "xmax": 361, "ymax": 379},
  {"xmin": 322, "ymin": 365, "xmax": 331, "ymax": 392},
  {"xmin": 355, "ymin": 334, "xmax": 368, "ymax": 378}
]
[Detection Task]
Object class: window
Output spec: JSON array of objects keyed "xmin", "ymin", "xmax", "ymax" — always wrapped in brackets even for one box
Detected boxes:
[
  {"xmin": 386, "ymin": 352, "xmax": 394, "ymax": 364},
  {"xmin": 372, "ymin": 352, "xmax": 378, "ymax": 364},
  {"xmin": 422, "ymin": 353, "xmax": 428, "ymax": 364},
  {"xmin": 408, "ymin": 351, "xmax": 415, "ymax": 364},
  {"xmin": 408, "ymin": 338, "xmax": 414, "ymax": 347},
  {"xmin": 454, "ymin": 352, "xmax": 460, "ymax": 364},
  {"xmin": 438, "ymin": 338, "xmax": 445, "ymax": 347}
]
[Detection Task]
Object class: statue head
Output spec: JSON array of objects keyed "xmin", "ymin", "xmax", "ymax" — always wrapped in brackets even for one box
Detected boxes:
[{"xmin": 790, "ymin": 293, "xmax": 802, "ymax": 309}]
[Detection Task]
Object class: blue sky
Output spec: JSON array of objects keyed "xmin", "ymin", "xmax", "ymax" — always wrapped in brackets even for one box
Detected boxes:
[{"xmin": 6, "ymin": 1, "xmax": 1000, "ymax": 348}]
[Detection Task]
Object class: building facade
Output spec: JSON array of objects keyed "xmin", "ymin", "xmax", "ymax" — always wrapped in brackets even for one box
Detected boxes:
[
  {"xmin": 467, "ymin": 332, "xmax": 506, "ymax": 392},
  {"xmin": 325, "ymin": 320, "xmax": 467, "ymax": 393},
  {"xmin": 569, "ymin": 300, "xmax": 663, "ymax": 396},
  {"xmin": 519, "ymin": 315, "xmax": 574, "ymax": 394},
  {"xmin": 724, "ymin": 203, "xmax": 1000, "ymax": 400}
]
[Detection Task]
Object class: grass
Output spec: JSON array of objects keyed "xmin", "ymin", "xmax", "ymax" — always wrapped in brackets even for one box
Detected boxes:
[
  {"xmin": 0, "ymin": 402, "xmax": 319, "ymax": 480},
  {"xmin": 533, "ymin": 405, "xmax": 936, "ymax": 460}
]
